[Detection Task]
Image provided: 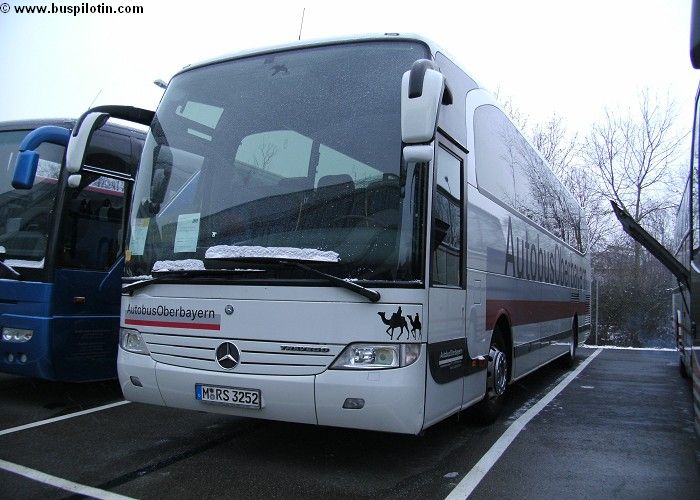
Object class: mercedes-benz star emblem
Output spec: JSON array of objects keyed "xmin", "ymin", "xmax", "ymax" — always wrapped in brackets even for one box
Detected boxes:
[{"xmin": 215, "ymin": 342, "xmax": 240, "ymax": 369}]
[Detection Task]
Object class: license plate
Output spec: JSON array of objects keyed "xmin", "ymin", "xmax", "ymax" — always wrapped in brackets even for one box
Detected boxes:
[{"xmin": 195, "ymin": 384, "xmax": 261, "ymax": 409}]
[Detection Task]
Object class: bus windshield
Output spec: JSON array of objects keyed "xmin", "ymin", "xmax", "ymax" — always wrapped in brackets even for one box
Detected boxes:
[
  {"xmin": 0, "ymin": 129, "xmax": 64, "ymax": 265},
  {"xmin": 125, "ymin": 41, "xmax": 429, "ymax": 283}
]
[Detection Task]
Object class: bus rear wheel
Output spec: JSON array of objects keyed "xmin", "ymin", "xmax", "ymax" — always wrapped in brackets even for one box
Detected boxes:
[{"xmin": 561, "ymin": 319, "xmax": 578, "ymax": 369}]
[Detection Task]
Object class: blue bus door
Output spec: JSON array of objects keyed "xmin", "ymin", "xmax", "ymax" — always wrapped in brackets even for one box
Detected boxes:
[{"xmin": 48, "ymin": 131, "xmax": 138, "ymax": 381}]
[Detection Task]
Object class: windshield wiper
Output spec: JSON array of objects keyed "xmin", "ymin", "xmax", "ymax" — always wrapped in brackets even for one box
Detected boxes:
[
  {"xmin": 279, "ymin": 259, "xmax": 381, "ymax": 303},
  {"xmin": 124, "ymin": 258, "xmax": 381, "ymax": 302},
  {"xmin": 122, "ymin": 270, "xmax": 234, "ymax": 294},
  {"xmin": 206, "ymin": 256, "xmax": 380, "ymax": 302}
]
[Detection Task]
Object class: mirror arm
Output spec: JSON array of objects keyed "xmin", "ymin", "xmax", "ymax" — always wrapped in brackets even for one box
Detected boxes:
[
  {"xmin": 19, "ymin": 126, "xmax": 71, "ymax": 151},
  {"xmin": 74, "ymin": 105, "xmax": 154, "ymax": 133},
  {"xmin": 12, "ymin": 126, "xmax": 71, "ymax": 189}
]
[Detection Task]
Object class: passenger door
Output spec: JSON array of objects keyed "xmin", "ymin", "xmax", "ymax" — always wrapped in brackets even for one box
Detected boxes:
[
  {"xmin": 50, "ymin": 130, "xmax": 137, "ymax": 381},
  {"xmin": 424, "ymin": 141, "xmax": 467, "ymax": 426}
]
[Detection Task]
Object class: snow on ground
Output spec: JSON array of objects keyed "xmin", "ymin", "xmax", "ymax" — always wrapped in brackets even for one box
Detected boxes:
[
  {"xmin": 205, "ymin": 245, "xmax": 340, "ymax": 262},
  {"xmin": 580, "ymin": 345, "xmax": 676, "ymax": 352},
  {"xmin": 152, "ymin": 259, "xmax": 205, "ymax": 272}
]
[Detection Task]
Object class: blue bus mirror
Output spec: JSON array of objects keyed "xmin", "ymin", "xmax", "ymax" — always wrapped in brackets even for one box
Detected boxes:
[
  {"xmin": 12, "ymin": 125, "xmax": 71, "ymax": 189},
  {"xmin": 12, "ymin": 151, "xmax": 40, "ymax": 190}
]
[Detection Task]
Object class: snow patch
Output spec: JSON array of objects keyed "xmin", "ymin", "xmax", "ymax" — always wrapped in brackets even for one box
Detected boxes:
[
  {"xmin": 152, "ymin": 259, "xmax": 205, "ymax": 272},
  {"xmin": 205, "ymin": 245, "xmax": 340, "ymax": 262},
  {"xmin": 127, "ymin": 275, "xmax": 153, "ymax": 281},
  {"xmin": 580, "ymin": 345, "xmax": 676, "ymax": 352}
]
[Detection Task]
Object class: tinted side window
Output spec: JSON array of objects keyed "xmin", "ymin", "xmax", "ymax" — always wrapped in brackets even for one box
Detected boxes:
[
  {"xmin": 693, "ymin": 95, "xmax": 700, "ymax": 253},
  {"xmin": 474, "ymin": 105, "xmax": 586, "ymax": 252},
  {"xmin": 474, "ymin": 106, "xmax": 515, "ymax": 205},
  {"xmin": 56, "ymin": 174, "xmax": 127, "ymax": 270},
  {"xmin": 85, "ymin": 131, "xmax": 134, "ymax": 176},
  {"xmin": 431, "ymin": 146, "xmax": 462, "ymax": 286}
]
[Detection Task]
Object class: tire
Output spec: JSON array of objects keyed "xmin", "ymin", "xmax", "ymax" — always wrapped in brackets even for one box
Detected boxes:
[
  {"xmin": 473, "ymin": 330, "xmax": 509, "ymax": 425},
  {"xmin": 561, "ymin": 320, "xmax": 578, "ymax": 369}
]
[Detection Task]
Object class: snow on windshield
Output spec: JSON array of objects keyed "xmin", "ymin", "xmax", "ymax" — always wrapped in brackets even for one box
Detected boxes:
[
  {"xmin": 205, "ymin": 245, "xmax": 340, "ymax": 262},
  {"xmin": 152, "ymin": 259, "xmax": 205, "ymax": 272}
]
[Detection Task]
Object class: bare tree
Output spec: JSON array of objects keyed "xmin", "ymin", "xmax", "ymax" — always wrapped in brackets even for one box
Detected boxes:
[
  {"xmin": 583, "ymin": 90, "xmax": 686, "ymax": 278},
  {"xmin": 531, "ymin": 115, "xmax": 578, "ymax": 178},
  {"xmin": 253, "ymin": 136, "xmax": 278, "ymax": 171}
]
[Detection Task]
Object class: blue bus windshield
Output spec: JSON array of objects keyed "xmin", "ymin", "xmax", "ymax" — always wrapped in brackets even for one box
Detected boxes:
[{"xmin": 0, "ymin": 130, "xmax": 65, "ymax": 265}]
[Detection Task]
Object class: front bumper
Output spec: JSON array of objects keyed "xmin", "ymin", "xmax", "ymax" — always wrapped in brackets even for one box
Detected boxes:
[{"xmin": 118, "ymin": 348, "xmax": 426, "ymax": 434}]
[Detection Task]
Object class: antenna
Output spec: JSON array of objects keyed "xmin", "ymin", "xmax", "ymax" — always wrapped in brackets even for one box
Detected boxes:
[
  {"xmin": 87, "ymin": 89, "xmax": 103, "ymax": 109},
  {"xmin": 298, "ymin": 8, "xmax": 305, "ymax": 41}
]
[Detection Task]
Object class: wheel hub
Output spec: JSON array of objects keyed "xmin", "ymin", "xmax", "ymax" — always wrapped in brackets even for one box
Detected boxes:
[{"xmin": 488, "ymin": 347, "xmax": 508, "ymax": 397}]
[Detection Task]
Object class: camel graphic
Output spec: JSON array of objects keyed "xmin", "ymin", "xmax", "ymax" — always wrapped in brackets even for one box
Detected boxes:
[
  {"xmin": 407, "ymin": 314, "xmax": 422, "ymax": 340},
  {"xmin": 378, "ymin": 306, "xmax": 409, "ymax": 340}
]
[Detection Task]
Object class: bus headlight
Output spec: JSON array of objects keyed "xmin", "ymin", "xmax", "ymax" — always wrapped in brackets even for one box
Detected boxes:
[
  {"xmin": 119, "ymin": 328, "xmax": 149, "ymax": 355},
  {"xmin": 330, "ymin": 343, "xmax": 421, "ymax": 370},
  {"xmin": 2, "ymin": 328, "xmax": 33, "ymax": 343}
]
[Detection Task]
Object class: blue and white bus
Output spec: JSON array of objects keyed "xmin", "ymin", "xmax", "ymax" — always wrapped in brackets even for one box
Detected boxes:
[
  {"xmin": 0, "ymin": 118, "xmax": 145, "ymax": 381},
  {"xmin": 67, "ymin": 35, "xmax": 590, "ymax": 433}
]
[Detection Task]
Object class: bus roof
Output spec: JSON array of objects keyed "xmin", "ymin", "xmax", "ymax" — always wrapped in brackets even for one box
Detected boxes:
[
  {"xmin": 0, "ymin": 118, "xmax": 74, "ymax": 132},
  {"xmin": 174, "ymin": 33, "xmax": 480, "ymax": 87},
  {"xmin": 0, "ymin": 118, "xmax": 146, "ymax": 138}
]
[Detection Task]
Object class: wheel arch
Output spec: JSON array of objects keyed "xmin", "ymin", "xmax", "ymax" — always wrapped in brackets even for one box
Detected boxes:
[{"xmin": 493, "ymin": 313, "xmax": 513, "ymax": 383}]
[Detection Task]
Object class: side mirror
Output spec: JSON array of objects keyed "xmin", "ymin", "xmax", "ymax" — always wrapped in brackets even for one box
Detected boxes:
[
  {"xmin": 401, "ymin": 59, "xmax": 445, "ymax": 144},
  {"xmin": 65, "ymin": 112, "xmax": 110, "ymax": 174},
  {"xmin": 67, "ymin": 174, "xmax": 82, "ymax": 188},
  {"xmin": 66, "ymin": 105, "xmax": 155, "ymax": 176},
  {"xmin": 12, "ymin": 126, "xmax": 71, "ymax": 189},
  {"xmin": 402, "ymin": 144, "xmax": 434, "ymax": 163}
]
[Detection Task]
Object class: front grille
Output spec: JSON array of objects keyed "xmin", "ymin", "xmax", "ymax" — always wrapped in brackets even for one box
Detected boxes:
[{"xmin": 142, "ymin": 333, "xmax": 342, "ymax": 375}]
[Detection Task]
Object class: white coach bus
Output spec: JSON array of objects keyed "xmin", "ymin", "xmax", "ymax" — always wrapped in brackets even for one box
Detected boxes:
[{"xmin": 67, "ymin": 35, "xmax": 590, "ymax": 434}]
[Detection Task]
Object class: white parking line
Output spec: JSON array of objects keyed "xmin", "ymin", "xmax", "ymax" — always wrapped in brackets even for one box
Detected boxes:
[
  {"xmin": 445, "ymin": 348, "xmax": 603, "ymax": 500},
  {"xmin": 0, "ymin": 401, "xmax": 130, "ymax": 437},
  {"xmin": 0, "ymin": 458, "xmax": 135, "ymax": 500}
]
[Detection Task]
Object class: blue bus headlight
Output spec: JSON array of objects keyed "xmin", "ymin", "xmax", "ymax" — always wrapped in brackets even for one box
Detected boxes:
[
  {"xmin": 2, "ymin": 327, "xmax": 33, "ymax": 343},
  {"xmin": 330, "ymin": 343, "xmax": 420, "ymax": 370},
  {"xmin": 119, "ymin": 328, "xmax": 150, "ymax": 355}
]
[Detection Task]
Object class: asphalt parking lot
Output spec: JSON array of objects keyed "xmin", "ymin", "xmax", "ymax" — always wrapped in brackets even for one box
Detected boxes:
[{"xmin": 0, "ymin": 348, "xmax": 697, "ymax": 499}]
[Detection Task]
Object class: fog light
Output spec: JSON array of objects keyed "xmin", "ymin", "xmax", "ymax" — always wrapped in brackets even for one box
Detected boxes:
[
  {"xmin": 7, "ymin": 353, "xmax": 14, "ymax": 363},
  {"xmin": 342, "ymin": 398, "xmax": 365, "ymax": 409},
  {"xmin": 2, "ymin": 328, "xmax": 34, "ymax": 343},
  {"xmin": 19, "ymin": 354, "xmax": 27, "ymax": 363},
  {"xmin": 130, "ymin": 376, "xmax": 143, "ymax": 387}
]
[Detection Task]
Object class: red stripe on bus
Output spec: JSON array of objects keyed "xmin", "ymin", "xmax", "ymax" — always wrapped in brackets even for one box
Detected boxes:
[
  {"xmin": 486, "ymin": 299, "xmax": 590, "ymax": 330},
  {"xmin": 124, "ymin": 318, "xmax": 221, "ymax": 331}
]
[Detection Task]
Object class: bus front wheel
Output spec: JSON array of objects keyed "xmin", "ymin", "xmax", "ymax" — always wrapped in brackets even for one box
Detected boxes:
[{"xmin": 474, "ymin": 331, "xmax": 508, "ymax": 424}]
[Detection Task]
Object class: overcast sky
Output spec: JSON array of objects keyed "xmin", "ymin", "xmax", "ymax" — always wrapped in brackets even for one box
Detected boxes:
[{"xmin": 0, "ymin": 0, "xmax": 697, "ymax": 137}]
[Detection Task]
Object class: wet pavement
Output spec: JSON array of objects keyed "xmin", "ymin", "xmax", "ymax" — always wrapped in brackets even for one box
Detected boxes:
[{"xmin": 0, "ymin": 348, "xmax": 696, "ymax": 499}]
